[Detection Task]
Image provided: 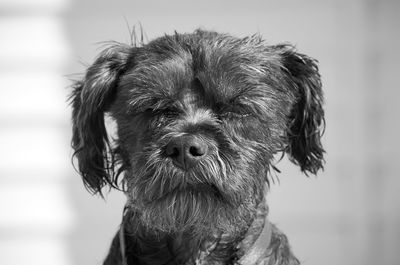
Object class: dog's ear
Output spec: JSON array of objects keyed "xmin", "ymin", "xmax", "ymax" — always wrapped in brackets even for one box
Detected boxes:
[
  {"xmin": 277, "ymin": 45, "xmax": 325, "ymax": 175},
  {"xmin": 70, "ymin": 43, "xmax": 132, "ymax": 194}
]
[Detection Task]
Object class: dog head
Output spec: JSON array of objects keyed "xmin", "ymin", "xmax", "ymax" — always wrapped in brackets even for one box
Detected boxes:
[{"xmin": 70, "ymin": 30, "xmax": 324, "ymax": 237}]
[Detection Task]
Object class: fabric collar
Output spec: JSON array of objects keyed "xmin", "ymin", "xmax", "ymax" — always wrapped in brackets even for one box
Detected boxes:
[
  {"xmin": 236, "ymin": 218, "xmax": 272, "ymax": 265},
  {"xmin": 119, "ymin": 206, "xmax": 128, "ymax": 265}
]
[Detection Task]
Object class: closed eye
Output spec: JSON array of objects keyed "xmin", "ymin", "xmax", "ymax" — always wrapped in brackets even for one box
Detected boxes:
[
  {"xmin": 219, "ymin": 111, "xmax": 252, "ymax": 119},
  {"xmin": 215, "ymin": 102, "xmax": 253, "ymax": 119},
  {"xmin": 146, "ymin": 106, "xmax": 181, "ymax": 117}
]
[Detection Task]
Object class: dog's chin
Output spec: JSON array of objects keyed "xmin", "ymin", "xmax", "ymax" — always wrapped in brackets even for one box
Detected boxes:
[
  {"xmin": 127, "ymin": 156, "xmax": 260, "ymax": 237},
  {"xmin": 131, "ymin": 183, "xmax": 254, "ymax": 238}
]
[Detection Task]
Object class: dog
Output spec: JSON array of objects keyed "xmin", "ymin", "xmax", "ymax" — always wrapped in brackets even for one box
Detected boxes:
[{"xmin": 70, "ymin": 29, "xmax": 324, "ymax": 265}]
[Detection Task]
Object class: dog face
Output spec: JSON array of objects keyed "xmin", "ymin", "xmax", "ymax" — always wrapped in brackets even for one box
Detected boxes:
[{"xmin": 70, "ymin": 30, "xmax": 324, "ymax": 237}]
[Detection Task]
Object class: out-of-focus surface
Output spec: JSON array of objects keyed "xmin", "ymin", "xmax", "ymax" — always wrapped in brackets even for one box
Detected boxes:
[{"xmin": 1, "ymin": 0, "xmax": 399, "ymax": 264}]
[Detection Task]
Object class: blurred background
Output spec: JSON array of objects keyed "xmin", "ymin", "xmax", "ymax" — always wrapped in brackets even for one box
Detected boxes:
[{"xmin": 1, "ymin": 0, "xmax": 399, "ymax": 264}]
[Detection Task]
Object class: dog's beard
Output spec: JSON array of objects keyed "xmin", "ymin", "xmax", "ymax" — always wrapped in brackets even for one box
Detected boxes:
[{"xmin": 126, "ymin": 147, "xmax": 261, "ymax": 238}]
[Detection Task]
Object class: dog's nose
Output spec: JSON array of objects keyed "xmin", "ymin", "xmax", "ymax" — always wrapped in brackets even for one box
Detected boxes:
[{"xmin": 165, "ymin": 135, "xmax": 208, "ymax": 169}]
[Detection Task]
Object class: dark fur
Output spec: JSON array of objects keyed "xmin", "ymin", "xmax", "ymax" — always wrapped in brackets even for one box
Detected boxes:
[{"xmin": 70, "ymin": 29, "xmax": 324, "ymax": 265}]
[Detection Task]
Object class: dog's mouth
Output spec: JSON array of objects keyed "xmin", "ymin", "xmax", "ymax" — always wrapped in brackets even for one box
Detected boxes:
[
  {"xmin": 178, "ymin": 183, "xmax": 222, "ymax": 197},
  {"xmin": 133, "ymin": 179, "xmax": 249, "ymax": 236},
  {"xmin": 151, "ymin": 183, "xmax": 224, "ymax": 203}
]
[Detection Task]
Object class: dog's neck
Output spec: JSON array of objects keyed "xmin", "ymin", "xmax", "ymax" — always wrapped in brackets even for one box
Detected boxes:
[
  {"xmin": 196, "ymin": 199, "xmax": 270, "ymax": 265},
  {"xmin": 121, "ymin": 199, "xmax": 270, "ymax": 265}
]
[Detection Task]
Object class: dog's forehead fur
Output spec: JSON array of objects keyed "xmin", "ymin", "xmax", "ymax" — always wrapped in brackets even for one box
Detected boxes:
[{"xmin": 115, "ymin": 31, "xmax": 294, "ymax": 136}]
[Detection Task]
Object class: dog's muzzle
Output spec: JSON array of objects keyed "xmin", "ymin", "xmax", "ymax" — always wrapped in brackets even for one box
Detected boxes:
[{"xmin": 165, "ymin": 135, "xmax": 209, "ymax": 170}]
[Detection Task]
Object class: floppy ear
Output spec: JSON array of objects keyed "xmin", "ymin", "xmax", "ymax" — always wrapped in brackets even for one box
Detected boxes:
[
  {"xmin": 278, "ymin": 45, "xmax": 325, "ymax": 175},
  {"xmin": 70, "ymin": 43, "xmax": 132, "ymax": 194}
]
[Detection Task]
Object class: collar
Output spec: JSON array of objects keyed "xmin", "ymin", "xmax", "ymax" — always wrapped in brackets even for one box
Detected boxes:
[
  {"xmin": 233, "ymin": 192, "xmax": 273, "ymax": 265},
  {"xmin": 236, "ymin": 218, "xmax": 272, "ymax": 265},
  {"xmin": 119, "ymin": 206, "xmax": 129, "ymax": 265},
  {"xmin": 195, "ymin": 195, "xmax": 273, "ymax": 265}
]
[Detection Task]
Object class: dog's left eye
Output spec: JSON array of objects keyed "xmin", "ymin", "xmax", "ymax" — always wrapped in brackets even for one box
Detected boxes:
[
  {"xmin": 220, "ymin": 111, "xmax": 252, "ymax": 119},
  {"xmin": 215, "ymin": 103, "xmax": 252, "ymax": 119},
  {"xmin": 214, "ymin": 101, "xmax": 253, "ymax": 119}
]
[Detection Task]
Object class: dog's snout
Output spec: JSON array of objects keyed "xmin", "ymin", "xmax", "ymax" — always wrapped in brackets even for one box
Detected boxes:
[{"xmin": 166, "ymin": 136, "xmax": 208, "ymax": 169}]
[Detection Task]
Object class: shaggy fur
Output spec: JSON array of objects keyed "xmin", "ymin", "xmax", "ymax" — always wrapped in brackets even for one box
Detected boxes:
[{"xmin": 70, "ymin": 29, "xmax": 324, "ymax": 265}]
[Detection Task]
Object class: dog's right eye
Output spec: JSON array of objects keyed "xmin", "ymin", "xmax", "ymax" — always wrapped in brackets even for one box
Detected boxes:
[{"xmin": 145, "ymin": 107, "xmax": 180, "ymax": 117}]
